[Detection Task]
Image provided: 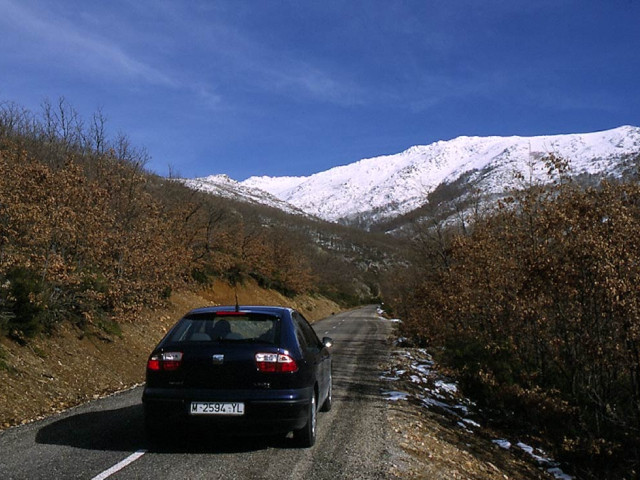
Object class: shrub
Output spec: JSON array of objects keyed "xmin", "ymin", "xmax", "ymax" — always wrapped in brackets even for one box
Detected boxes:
[
  {"xmin": 393, "ymin": 172, "xmax": 640, "ymax": 478},
  {"xmin": 1, "ymin": 267, "xmax": 47, "ymax": 337}
]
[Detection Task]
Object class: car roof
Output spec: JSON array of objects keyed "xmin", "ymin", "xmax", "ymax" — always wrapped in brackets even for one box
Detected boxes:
[{"xmin": 184, "ymin": 305, "xmax": 294, "ymax": 317}]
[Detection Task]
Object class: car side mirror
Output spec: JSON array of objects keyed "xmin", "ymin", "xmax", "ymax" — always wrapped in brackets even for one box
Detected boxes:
[{"xmin": 322, "ymin": 337, "xmax": 333, "ymax": 349}]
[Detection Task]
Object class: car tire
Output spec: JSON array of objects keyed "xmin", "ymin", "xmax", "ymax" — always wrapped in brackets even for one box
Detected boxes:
[
  {"xmin": 293, "ymin": 393, "xmax": 317, "ymax": 448},
  {"xmin": 320, "ymin": 374, "xmax": 332, "ymax": 412}
]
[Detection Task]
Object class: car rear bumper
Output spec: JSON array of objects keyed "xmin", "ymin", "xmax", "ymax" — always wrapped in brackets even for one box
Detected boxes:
[{"xmin": 142, "ymin": 386, "xmax": 313, "ymax": 434}]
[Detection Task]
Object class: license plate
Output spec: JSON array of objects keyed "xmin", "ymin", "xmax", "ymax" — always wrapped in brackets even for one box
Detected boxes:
[{"xmin": 190, "ymin": 402, "xmax": 245, "ymax": 416}]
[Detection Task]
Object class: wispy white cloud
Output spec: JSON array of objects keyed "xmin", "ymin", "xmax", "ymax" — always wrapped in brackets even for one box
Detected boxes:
[
  {"xmin": 190, "ymin": 82, "xmax": 223, "ymax": 109},
  {"xmin": 168, "ymin": 6, "xmax": 368, "ymax": 108},
  {"xmin": 0, "ymin": 0, "xmax": 179, "ymax": 88},
  {"xmin": 254, "ymin": 60, "xmax": 367, "ymax": 107},
  {"xmin": 2, "ymin": 0, "xmax": 368, "ymax": 109},
  {"xmin": 0, "ymin": 0, "xmax": 238, "ymax": 112},
  {"xmin": 3, "ymin": 0, "xmax": 363, "ymax": 111}
]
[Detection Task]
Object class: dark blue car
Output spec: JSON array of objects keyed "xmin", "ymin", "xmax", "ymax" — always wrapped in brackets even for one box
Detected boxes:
[{"xmin": 142, "ymin": 306, "xmax": 332, "ymax": 447}]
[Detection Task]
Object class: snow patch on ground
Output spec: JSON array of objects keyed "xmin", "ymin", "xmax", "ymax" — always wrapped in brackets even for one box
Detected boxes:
[
  {"xmin": 382, "ymin": 391, "xmax": 410, "ymax": 401},
  {"xmin": 493, "ymin": 439, "xmax": 511, "ymax": 450}
]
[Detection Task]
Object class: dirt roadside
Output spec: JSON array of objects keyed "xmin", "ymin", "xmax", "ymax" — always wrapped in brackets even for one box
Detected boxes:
[
  {"xmin": 384, "ymin": 346, "xmax": 565, "ymax": 480},
  {"xmin": 0, "ymin": 278, "xmax": 341, "ymax": 430},
  {"xmin": 387, "ymin": 403, "xmax": 549, "ymax": 480}
]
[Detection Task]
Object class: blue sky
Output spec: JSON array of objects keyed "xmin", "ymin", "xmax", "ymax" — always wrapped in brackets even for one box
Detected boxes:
[{"xmin": 1, "ymin": 0, "xmax": 639, "ymax": 180}]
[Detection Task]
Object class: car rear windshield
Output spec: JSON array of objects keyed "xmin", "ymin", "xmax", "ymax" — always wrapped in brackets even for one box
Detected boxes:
[{"xmin": 167, "ymin": 313, "xmax": 281, "ymax": 344}]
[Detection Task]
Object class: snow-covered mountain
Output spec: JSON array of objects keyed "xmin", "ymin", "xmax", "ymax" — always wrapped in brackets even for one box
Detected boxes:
[
  {"xmin": 179, "ymin": 174, "xmax": 310, "ymax": 216},
  {"xmin": 183, "ymin": 126, "xmax": 640, "ymax": 229}
]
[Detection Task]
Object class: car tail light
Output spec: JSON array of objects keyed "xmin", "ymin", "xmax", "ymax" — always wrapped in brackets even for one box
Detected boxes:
[
  {"xmin": 147, "ymin": 352, "xmax": 183, "ymax": 371},
  {"xmin": 255, "ymin": 352, "xmax": 298, "ymax": 373}
]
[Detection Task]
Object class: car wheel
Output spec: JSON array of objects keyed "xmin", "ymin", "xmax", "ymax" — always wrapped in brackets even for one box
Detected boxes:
[
  {"xmin": 294, "ymin": 393, "xmax": 317, "ymax": 447},
  {"xmin": 320, "ymin": 374, "xmax": 332, "ymax": 412}
]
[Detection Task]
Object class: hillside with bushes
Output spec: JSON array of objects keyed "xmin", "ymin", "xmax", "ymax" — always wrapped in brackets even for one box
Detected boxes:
[
  {"xmin": 0, "ymin": 99, "xmax": 400, "ymax": 343},
  {"xmin": 383, "ymin": 156, "xmax": 640, "ymax": 478},
  {"xmin": 0, "ymin": 97, "xmax": 403, "ymax": 429}
]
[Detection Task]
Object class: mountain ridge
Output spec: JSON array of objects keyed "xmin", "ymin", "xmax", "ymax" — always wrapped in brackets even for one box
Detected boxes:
[{"xmin": 182, "ymin": 126, "xmax": 640, "ymax": 229}]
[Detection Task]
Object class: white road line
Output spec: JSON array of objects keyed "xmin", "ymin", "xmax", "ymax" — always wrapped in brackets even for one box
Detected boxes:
[{"xmin": 91, "ymin": 449, "xmax": 147, "ymax": 480}]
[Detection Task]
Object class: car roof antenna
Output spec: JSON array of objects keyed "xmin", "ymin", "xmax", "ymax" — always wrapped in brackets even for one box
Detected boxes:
[{"xmin": 235, "ymin": 290, "xmax": 240, "ymax": 312}]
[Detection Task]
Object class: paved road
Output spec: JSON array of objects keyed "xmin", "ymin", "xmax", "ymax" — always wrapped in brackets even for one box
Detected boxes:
[{"xmin": 0, "ymin": 305, "xmax": 396, "ymax": 479}]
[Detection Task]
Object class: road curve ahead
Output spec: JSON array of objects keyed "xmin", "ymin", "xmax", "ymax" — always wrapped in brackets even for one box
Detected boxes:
[{"xmin": 0, "ymin": 305, "xmax": 396, "ymax": 480}]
